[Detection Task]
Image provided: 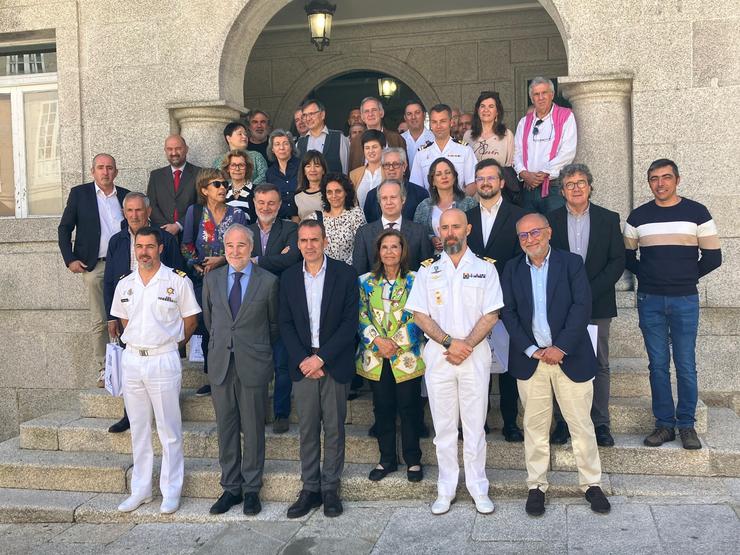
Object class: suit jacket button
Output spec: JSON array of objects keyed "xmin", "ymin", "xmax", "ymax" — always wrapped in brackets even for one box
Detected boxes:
[{"xmin": 231, "ymin": 326, "xmax": 236, "ymax": 331}]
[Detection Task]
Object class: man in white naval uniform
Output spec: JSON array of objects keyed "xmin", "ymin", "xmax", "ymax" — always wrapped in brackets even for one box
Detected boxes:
[
  {"xmin": 401, "ymin": 99, "xmax": 435, "ymax": 169},
  {"xmin": 111, "ymin": 226, "xmax": 200, "ymax": 514},
  {"xmin": 405, "ymin": 208, "xmax": 503, "ymax": 515},
  {"xmin": 409, "ymin": 104, "xmax": 477, "ymax": 195}
]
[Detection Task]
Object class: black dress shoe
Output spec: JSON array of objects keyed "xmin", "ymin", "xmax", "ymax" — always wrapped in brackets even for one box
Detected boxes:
[
  {"xmin": 108, "ymin": 415, "xmax": 130, "ymax": 434},
  {"xmin": 503, "ymin": 426, "xmax": 524, "ymax": 443},
  {"xmin": 348, "ymin": 391, "xmax": 359, "ymax": 401},
  {"xmin": 322, "ymin": 490, "xmax": 343, "ymax": 517},
  {"xmin": 368, "ymin": 423, "xmax": 378, "ymax": 438},
  {"xmin": 243, "ymin": 492, "xmax": 262, "ymax": 515},
  {"xmin": 368, "ymin": 464, "xmax": 397, "ymax": 482},
  {"xmin": 585, "ymin": 486, "xmax": 611, "ymax": 514},
  {"xmin": 595, "ymin": 425, "xmax": 615, "ymax": 447},
  {"xmin": 525, "ymin": 488, "xmax": 545, "ymax": 516},
  {"xmin": 195, "ymin": 384, "xmax": 211, "ymax": 397},
  {"xmin": 550, "ymin": 421, "xmax": 570, "ymax": 444},
  {"xmin": 209, "ymin": 491, "xmax": 243, "ymax": 514},
  {"xmin": 287, "ymin": 490, "xmax": 322, "ymax": 519},
  {"xmin": 407, "ymin": 465, "xmax": 423, "ymax": 482}
]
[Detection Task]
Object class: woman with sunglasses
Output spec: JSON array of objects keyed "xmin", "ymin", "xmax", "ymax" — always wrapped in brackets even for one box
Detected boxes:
[
  {"xmin": 181, "ymin": 168, "xmax": 248, "ymax": 396},
  {"xmin": 465, "ymin": 92, "xmax": 514, "ymax": 167},
  {"xmin": 221, "ymin": 150, "xmax": 256, "ymax": 224}
]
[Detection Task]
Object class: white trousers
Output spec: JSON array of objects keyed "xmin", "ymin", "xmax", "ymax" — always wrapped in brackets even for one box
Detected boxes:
[
  {"xmin": 122, "ymin": 349, "xmax": 183, "ymax": 499},
  {"xmin": 517, "ymin": 361, "xmax": 602, "ymax": 492},
  {"xmin": 424, "ymin": 342, "xmax": 491, "ymax": 498}
]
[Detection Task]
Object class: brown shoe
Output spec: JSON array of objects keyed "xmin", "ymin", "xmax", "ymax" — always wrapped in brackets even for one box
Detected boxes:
[
  {"xmin": 678, "ymin": 427, "xmax": 702, "ymax": 450},
  {"xmin": 643, "ymin": 427, "xmax": 675, "ymax": 447}
]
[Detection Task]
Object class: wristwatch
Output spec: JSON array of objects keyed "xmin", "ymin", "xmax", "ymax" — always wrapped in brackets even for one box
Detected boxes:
[{"xmin": 441, "ymin": 334, "xmax": 453, "ymax": 348}]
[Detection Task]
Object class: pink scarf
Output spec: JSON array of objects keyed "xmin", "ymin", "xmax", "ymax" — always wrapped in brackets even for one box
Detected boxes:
[{"xmin": 521, "ymin": 104, "xmax": 572, "ymax": 197}]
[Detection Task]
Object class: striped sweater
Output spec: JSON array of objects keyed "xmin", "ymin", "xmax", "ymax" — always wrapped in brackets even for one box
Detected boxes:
[{"xmin": 623, "ymin": 198, "xmax": 721, "ymax": 296}]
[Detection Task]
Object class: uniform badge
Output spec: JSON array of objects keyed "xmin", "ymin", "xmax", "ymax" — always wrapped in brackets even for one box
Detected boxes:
[
  {"xmin": 127, "ymin": 289, "xmax": 133, "ymax": 295},
  {"xmin": 167, "ymin": 287, "xmax": 174, "ymax": 295},
  {"xmin": 435, "ymin": 290, "xmax": 443, "ymax": 305}
]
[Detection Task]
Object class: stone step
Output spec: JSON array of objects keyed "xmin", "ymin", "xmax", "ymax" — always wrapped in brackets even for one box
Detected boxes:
[
  {"xmin": 77, "ymin": 386, "xmax": 707, "ymax": 434},
  {"xmin": 17, "ymin": 410, "xmax": 734, "ymax": 477}
]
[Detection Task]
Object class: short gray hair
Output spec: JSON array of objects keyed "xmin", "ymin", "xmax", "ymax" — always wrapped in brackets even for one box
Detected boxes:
[
  {"xmin": 360, "ymin": 96, "xmax": 384, "ymax": 113},
  {"xmin": 224, "ymin": 223, "xmax": 254, "ymax": 244},
  {"xmin": 560, "ymin": 163, "xmax": 594, "ymax": 186},
  {"xmin": 381, "ymin": 147, "xmax": 407, "ymax": 165},
  {"xmin": 266, "ymin": 129, "xmax": 298, "ymax": 162},
  {"xmin": 123, "ymin": 191, "xmax": 150, "ymax": 208},
  {"xmin": 528, "ymin": 76, "xmax": 555, "ymax": 98},
  {"xmin": 377, "ymin": 179, "xmax": 407, "ymax": 202}
]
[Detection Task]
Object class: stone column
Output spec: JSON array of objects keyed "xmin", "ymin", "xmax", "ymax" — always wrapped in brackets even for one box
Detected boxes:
[{"xmin": 168, "ymin": 100, "xmax": 247, "ymax": 168}]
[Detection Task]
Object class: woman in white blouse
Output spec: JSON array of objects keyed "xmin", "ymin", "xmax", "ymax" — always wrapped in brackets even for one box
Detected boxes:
[
  {"xmin": 349, "ymin": 129, "xmax": 386, "ymax": 211},
  {"xmin": 293, "ymin": 150, "xmax": 328, "ymax": 221},
  {"xmin": 464, "ymin": 91, "xmax": 514, "ymax": 167}
]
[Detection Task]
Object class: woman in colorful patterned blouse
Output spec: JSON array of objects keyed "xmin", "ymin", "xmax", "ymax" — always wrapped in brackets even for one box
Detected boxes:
[{"xmin": 356, "ymin": 229, "xmax": 425, "ymax": 483}]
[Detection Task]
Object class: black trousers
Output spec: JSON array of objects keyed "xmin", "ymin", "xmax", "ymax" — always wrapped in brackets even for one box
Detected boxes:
[
  {"xmin": 498, "ymin": 372, "xmax": 520, "ymax": 429},
  {"xmin": 369, "ymin": 360, "xmax": 422, "ymax": 467}
]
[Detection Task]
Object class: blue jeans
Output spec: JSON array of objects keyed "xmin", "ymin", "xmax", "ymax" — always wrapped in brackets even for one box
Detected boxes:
[
  {"xmin": 520, "ymin": 181, "xmax": 565, "ymax": 214},
  {"xmin": 637, "ymin": 293, "xmax": 700, "ymax": 429},
  {"xmin": 272, "ymin": 337, "xmax": 292, "ymax": 418}
]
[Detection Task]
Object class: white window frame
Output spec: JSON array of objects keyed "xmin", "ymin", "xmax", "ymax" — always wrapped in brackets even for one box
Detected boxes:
[{"xmin": 0, "ymin": 72, "xmax": 58, "ymax": 218}]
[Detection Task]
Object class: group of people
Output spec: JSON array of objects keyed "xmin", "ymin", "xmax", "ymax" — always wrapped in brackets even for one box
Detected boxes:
[{"xmin": 57, "ymin": 76, "xmax": 722, "ymax": 519}]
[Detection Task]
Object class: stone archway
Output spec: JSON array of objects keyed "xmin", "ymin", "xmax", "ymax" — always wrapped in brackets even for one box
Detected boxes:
[{"xmin": 272, "ymin": 54, "xmax": 441, "ymax": 130}]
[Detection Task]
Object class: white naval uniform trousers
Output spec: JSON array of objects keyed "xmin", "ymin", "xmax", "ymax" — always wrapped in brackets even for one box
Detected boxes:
[{"xmin": 406, "ymin": 249, "xmax": 504, "ymax": 498}]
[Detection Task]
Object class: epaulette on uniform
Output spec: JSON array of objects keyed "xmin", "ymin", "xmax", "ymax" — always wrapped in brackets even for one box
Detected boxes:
[
  {"xmin": 420, "ymin": 254, "xmax": 441, "ymax": 267},
  {"xmin": 417, "ymin": 140, "xmax": 434, "ymax": 151},
  {"xmin": 173, "ymin": 269, "xmax": 188, "ymax": 278},
  {"xmin": 452, "ymin": 137, "xmax": 467, "ymax": 146},
  {"xmin": 475, "ymin": 253, "xmax": 496, "ymax": 265}
]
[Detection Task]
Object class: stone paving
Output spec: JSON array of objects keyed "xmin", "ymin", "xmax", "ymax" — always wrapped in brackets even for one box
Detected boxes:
[{"xmin": 2, "ymin": 497, "xmax": 738, "ymax": 554}]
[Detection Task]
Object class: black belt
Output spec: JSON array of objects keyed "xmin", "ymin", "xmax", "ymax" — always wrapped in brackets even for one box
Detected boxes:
[
  {"xmin": 97, "ymin": 257, "xmax": 106, "ymax": 262},
  {"xmin": 311, "ymin": 348, "xmax": 319, "ymax": 354}
]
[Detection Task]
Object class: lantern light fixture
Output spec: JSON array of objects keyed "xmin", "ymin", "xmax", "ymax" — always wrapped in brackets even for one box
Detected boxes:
[{"xmin": 304, "ymin": 1, "xmax": 336, "ymax": 52}]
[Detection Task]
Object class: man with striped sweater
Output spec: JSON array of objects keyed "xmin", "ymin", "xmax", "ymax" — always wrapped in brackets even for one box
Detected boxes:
[{"xmin": 624, "ymin": 159, "xmax": 722, "ymax": 450}]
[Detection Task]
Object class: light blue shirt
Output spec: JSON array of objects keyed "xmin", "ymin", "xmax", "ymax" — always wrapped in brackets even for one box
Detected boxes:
[
  {"xmin": 228, "ymin": 263, "xmax": 252, "ymax": 303},
  {"xmin": 524, "ymin": 248, "xmax": 552, "ymax": 358},
  {"xmin": 302, "ymin": 255, "xmax": 327, "ymax": 348}
]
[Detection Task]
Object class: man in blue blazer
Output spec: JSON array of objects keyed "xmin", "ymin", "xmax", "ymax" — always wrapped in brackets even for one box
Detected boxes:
[
  {"xmin": 363, "ymin": 148, "xmax": 429, "ymax": 223},
  {"xmin": 501, "ymin": 212, "xmax": 610, "ymax": 517},
  {"xmin": 279, "ymin": 219, "xmax": 359, "ymax": 519}
]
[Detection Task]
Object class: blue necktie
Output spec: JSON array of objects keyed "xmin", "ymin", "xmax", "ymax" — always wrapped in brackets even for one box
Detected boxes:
[{"xmin": 229, "ymin": 272, "xmax": 243, "ymax": 320}]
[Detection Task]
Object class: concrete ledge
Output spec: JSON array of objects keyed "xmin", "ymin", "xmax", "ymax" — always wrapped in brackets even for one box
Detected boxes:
[{"xmin": 0, "ymin": 488, "xmax": 95, "ymax": 523}]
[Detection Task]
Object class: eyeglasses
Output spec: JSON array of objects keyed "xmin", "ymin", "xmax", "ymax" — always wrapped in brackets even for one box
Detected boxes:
[
  {"xmin": 228, "ymin": 163, "xmax": 247, "ymax": 170},
  {"xmin": 382, "ymin": 162, "xmax": 403, "ymax": 170},
  {"xmin": 208, "ymin": 180, "xmax": 229, "ymax": 189},
  {"xmin": 302, "ymin": 110, "xmax": 322, "ymax": 118},
  {"xmin": 517, "ymin": 226, "xmax": 549, "ymax": 241},
  {"xmin": 475, "ymin": 176, "xmax": 500, "ymax": 184},
  {"xmin": 563, "ymin": 180, "xmax": 589, "ymax": 190}
]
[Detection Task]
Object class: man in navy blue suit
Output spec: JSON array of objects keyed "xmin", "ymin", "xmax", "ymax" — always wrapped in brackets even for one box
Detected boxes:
[
  {"xmin": 501, "ymin": 212, "xmax": 609, "ymax": 517},
  {"xmin": 279, "ymin": 219, "xmax": 359, "ymax": 519}
]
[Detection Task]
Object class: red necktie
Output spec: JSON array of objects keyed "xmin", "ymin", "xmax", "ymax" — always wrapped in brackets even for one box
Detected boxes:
[{"xmin": 173, "ymin": 169, "xmax": 182, "ymax": 221}]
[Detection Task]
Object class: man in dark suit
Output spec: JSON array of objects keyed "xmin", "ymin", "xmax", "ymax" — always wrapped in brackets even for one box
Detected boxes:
[
  {"xmin": 248, "ymin": 183, "xmax": 301, "ymax": 434},
  {"xmin": 501, "ymin": 212, "xmax": 610, "ymax": 517},
  {"xmin": 547, "ymin": 163, "xmax": 625, "ymax": 447},
  {"xmin": 363, "ymin": 148, "xmax": 429, "ymax": 223},
  {"xmin": 203, "ymin": 224, "xmax": 279, "ymax": 516},
  {"xmin": 279, "ymin": 220, "xmax": 359, "ymax": 519},
  {"xmin": 348, "ymin": 97, "xmax": 406, "ymax": 171},
  {"xmin": 146, "ymin": 135, "xmax": 201, "ymax": 239},
  {"xmin": 58, "ymin": 153, "xmax": 129, "ymax": 387},
  {"xmin": 467, "ymin": 159, "xmax": 529, "ymax": 443},
  {"xmin": 353, "ymin": 179, "xmax": 433, "ymax": 275}
]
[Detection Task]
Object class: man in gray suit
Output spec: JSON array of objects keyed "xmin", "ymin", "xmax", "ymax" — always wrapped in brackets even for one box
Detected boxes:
[
  {"xmin": 202, "ymin": 224, "xmax": 279, "ymax": 516},
  {"xmin": 146, "ymin": 135, "xmax": 201, "ymax": 238},
  {"xmin": 353, "ymin": 179, "xmax": 434, "ymax": 275}
]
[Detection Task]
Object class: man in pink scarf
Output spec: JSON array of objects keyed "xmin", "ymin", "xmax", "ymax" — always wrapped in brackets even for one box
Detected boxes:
[{"xmin": 513, "ymin": 77, "xmax": 577, "ymax": 214}]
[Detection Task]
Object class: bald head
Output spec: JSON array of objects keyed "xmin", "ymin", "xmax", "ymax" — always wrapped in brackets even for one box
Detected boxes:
[
  {"xmin": 516, "ymin": 212, "xmax": 551, "ymax": 262},
  {"xmin": 516, "ymin": 212, "xmax": 548, "ymax": 233},
  {"xmin": 164, "ymin": 134, "xmax": 188, "ymax": 167},
  {"xmin": 439, "ymin": 208, "xmax": 470, "ymax": 255},
  {"xmin": 439, "ymin": 208, "xmax": 468, "ymax": 228}
]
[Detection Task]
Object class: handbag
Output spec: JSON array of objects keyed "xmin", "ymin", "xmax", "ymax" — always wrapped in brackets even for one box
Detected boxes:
[{"xmin": 104, "ymin": 341, "xmax": 124, "ymax": 397}]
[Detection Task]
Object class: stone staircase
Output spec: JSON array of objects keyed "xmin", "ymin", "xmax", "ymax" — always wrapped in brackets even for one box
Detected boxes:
[{"xmin": 1, "ymin": 352, "xmax": 738, "ymax": 523}]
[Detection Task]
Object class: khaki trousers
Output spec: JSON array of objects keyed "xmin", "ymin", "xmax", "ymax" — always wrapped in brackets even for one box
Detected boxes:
[
  {"xmin": 517, "ymin": 361, "xmax": 602, "ymax": 492},
  {"xmin": 82, "ymin": 261, "xmax": 108, "ymax": 373}
]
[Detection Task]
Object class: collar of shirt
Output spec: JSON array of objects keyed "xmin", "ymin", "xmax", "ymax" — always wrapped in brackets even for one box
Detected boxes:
[
  {"xmin": 525, "ymin": 246, "xmax": 552, "ymax": 269},
  {"xmin": 566, "ymin": 202, "xmax": 590, "ymax": 217},
  {"xmin": 480, "ymin": 195, "xmax": 503, "ymax": 215},
  {"xmin": 228, "ymin": 262, "xmax": 252, "ymax": 281},
  {"xmin": 135, "ymin": 263, "xmax": 165, "ymax": 287},
  {"xmin": 171, "ymin": 164, "xmax": 186, "ymax": 174},
  {"xmin": 381, "ymin": 216, "xmax": 402, "ymax": 229},
  {"xmin": 309, "ymin": 126, "xmax": 330, "ymax": 139},
  {"xmin": 534, "ymin": 104, "xmax": 554, "ymax": 123},
  {"xmin": 94, "ymin": 182, "xmax": 117, "ymax": 198},
  {"xmin": 440, "ymin": 246, "xmax": 476, "ymax": 269},
  {"xmin": 303, "ymin": 255, "xmax": 328, "ymax": 278}
]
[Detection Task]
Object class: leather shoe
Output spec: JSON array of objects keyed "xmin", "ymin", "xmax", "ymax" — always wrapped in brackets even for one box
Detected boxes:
[
  {"xmin": 108, "ymin": 415, "xmax": 130, "ymax": 434},
  {"xmin": 160, "ymin": 496, "xmax": 180, "ymax": 514},
  {"xmin": 195, "ymin": 384, "xmax": 211, "ymax": 397},
  {"xmin": 473, "ymin": 495, "xmax": 495, "ymax": 514},
  {"xmin": 322, "ymin": 490, "xmax": 343, "ymax": 517},
  {"xmin": 503, "ymin": 426, "xmax": 524, "ymax": 443},
  {"xmin": 209, "ymin": 490, "xmax": 243, "ymax": 515},
  {"xmin": 243, "ymin": 492, "xmax": 262, "ymax": 515},
  {"xmin": 525, "ymin": 488, "xmax": 545, "ymax": 516},
  {"xmin": 585, "ymin": 486, "xmax": 611, "ymax": 514},
  {"xmin": 272, "ymin": 417, "xmax": 289, "ymax": 434},
  {"xmin": 595, "ymin": 425, "xmax": 615, "ymax": 447},
  {"xmin": 679, "ymin": 427, "xmax": 702, "ymax": 450},
  {"xmin": 431, "ymin": 495, "xmax": 456, "ymax": 515},
  {"xmin": 287, "ymin": 490, "xmax": 322, "ymax": 519},
  {"xmin": 369, "ymin": 463, "xmax": 397, "ymax": 482},
  {"xmin": 550, "ymin": 421, "xmax": 570, "ymax": 444},
  {"xmin": 117, "ymin": 494, "xmax": 153, "ymax": 512},
  {"xmin": 407, "ymin": 465, "xmax": 423, "ymax": 483}
]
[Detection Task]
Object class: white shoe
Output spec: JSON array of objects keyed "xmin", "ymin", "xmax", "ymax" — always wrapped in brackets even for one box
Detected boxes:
[
  {"xmin": 473, "ymin": 495, "xmax": 495, "ymax": 514},
  {"xmin": 117, "ymin": 494, "xmax": 153, "ymax": 512},
  {"xmin": 431, "ymin": 495, "xmax": 456, "ymax": 515},
  {"xmin": 160, "ymin": 496, "xmax": 181, "ymax": 514}
]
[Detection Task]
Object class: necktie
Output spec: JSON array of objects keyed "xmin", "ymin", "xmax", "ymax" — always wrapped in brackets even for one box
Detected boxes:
[
  {"xmin": 229, "ymin": 272, "xmax": 243, "ymax": 320},
  {"xmin": 387, "ymin": 222, "xmax": 396, "ymax": 229},
  {"xmin": 173, "ymin": 170, "xmax": 182, "ymax": 221}
]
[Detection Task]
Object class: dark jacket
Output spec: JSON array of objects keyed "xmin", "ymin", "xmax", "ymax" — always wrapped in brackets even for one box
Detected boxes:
[
  {"xmin": 248, "ymin": 218, "xmax": 301, "ymax": 276},
  {"xmin": 279, "ymin": 257, "xmax": 359, "ymax": 384},
  {"xmin": 501, "ymin": 248, "xmax": 597, "ymax": 383},
  {"xmin": 363, "ymin": 180, "xmax": 429, "ymax": 223},
  {"xmin": 352, "ymin": 218, "xmax": 433, "ymax": 275},
  {"xmin": 146, "ymin": 162, "xmax": 201, "ymax": 229},
  {"xmin": 58, "ymin": 182, "xmax": 130, "ymax": 271},
  {"xmin": 548, "ymin": 203, "xmax": 625, "ymax": 319},
  {"xmin": 466, "ymin": 200, "xmax": 528, "ymax": 277}
]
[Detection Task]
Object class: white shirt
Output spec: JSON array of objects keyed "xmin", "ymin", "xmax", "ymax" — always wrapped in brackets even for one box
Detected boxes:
[
  {"xmin": 128, "ymin": 228, "xmax": 137, "ymax": 272},
  {"xmin": 381, "ymin": 215, "xmax": 402, "ymax": 230},
  {"xmin": 402, "ymin": 127, "xmax": 435, "ymax": 168},
  {"xmin": 306, "ymin": 125, "xmax": 350, "ymax": 174},
  {"xmin": 479, "ymin": 196, "xmax": 503, "ymax": 246},
  {"xmin": 405, "ymin": 248, "xmax": 504, "ymax": 339},
  {"xmin": 356, "ymin": 166, "xmax": 382, "ymax": 210},
  {"xmin": 111, "ymin": 264, "xmax": 201, "ymax": 349},
  {"xmin": 95, "ymin": 183, "xmax": 124, "ymax": 258},
  {"xmin": 410, "ymin": 137, "xmax": 477, "ymax": 190},
  {"xmin": 303, "ymin": 255, "xmax": 327, "ymax": 348},
  {"xmin": 513, "ymin": 105, "xmax": 577, "ymax": 179}
]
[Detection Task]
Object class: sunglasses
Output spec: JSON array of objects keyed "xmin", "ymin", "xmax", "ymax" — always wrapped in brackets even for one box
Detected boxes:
[
  {"xmin": 208, "ymin": 180, "xmax": 229, "ymax": 189},
  {"xmin": 532, "ymin": 119, "xmax": 544, "ymax": 136}
]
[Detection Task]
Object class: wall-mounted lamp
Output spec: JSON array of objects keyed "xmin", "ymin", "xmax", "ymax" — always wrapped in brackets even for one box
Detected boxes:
[{"xmin": 305, "ymin": 1, "xmax": 336, "ymax": 52}]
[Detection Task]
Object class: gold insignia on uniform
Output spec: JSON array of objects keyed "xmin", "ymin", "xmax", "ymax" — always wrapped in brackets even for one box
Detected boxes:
[
  {"xmin": 434, "ymin": 290, "xmax": 443, "ymax": 305},
  {"xmin": 475, "ymin": 253, "xmax": 497, "ymax": 265},
  {"xmin": 127, "ymin": 289, "xmax": 133, "ymax": 295},
  {"xmin": 420, "ymin": 254, "xmax": 441, "ymax": 268},
  {"xmin": 167, "ymin": 287, "xmax": 174, "ymax": 295},
  {"xmin": 173, "ymin": 269, "xmax": 187, "ymax": 277}
]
